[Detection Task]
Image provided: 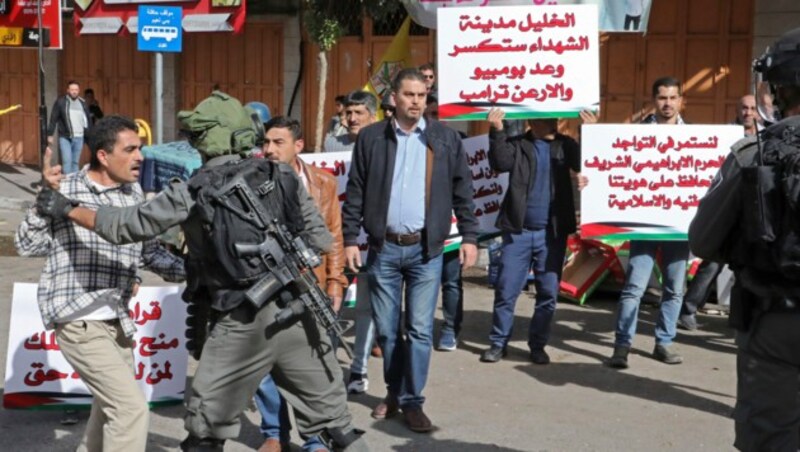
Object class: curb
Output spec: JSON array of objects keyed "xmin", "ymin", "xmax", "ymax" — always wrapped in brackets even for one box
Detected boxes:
[{"xmin": 0, "ymin": 197, "xmax": 32, "ymax": 212}]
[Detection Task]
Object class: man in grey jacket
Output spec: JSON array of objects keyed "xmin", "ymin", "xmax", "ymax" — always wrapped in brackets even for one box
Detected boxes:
[{"xmin": 35, "ymin": 92, "xmax": 368, "ymax": 452}]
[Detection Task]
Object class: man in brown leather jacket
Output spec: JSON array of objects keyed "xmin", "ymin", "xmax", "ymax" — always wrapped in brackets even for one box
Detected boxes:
[{"xmin": 255, "ymin": 116, "xmax": 348, "ymax": 452}]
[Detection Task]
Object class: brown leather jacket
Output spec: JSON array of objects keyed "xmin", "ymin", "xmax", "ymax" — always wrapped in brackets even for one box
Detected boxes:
[{"xmin": 299, "ymin": 159, "xmax": 349, "ymax": 303}]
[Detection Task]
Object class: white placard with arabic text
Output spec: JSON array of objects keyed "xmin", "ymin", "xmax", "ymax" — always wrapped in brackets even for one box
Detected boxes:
[
  {"xmin": 437, "ymin": 4, "xmax": 599, "ymax": 121},
  {"xmin": 3, "ymin": 284, "xmax": 188, "ymax": 409},
  {"xmin": 580, "ymin": 124, "xmax": 744, "ymax": 240}
]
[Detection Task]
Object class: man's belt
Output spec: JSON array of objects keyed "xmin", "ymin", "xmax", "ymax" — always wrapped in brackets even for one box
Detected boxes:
[{"xmin": 385, "ymin": 230, "xmax": 422, "ymax": 246}]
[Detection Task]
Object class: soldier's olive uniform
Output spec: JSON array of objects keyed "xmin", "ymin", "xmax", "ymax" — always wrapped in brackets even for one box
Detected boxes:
[{"xmin": 92, "ymin": 154, "xmax": 362, "ymax": 449}]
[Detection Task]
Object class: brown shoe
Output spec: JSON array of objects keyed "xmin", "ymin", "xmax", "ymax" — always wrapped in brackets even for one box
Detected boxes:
[
  {"xmin": 370, "ymin": 396, "xmax": 399, "ymax": 419},
  {"xmin": 371, "ymin": 344, "xmax": 383, "ymax": 358},
  {"xmin": 257, "ymin": 438, "xmax": 287, "ymax": 452},
  {"xmin": 403, "ymin": 407, "xmax": 433, "ymax": 433}
]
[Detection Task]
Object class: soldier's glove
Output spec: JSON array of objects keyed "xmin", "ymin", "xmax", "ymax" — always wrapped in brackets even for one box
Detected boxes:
[{"xmin": 36, "ymin": 188, "xmax": 78, "ymax": 220}]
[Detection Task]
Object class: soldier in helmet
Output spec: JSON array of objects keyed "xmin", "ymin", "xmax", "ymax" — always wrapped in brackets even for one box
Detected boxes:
[
  {"xmin": 689, "ymin": 27, "xmax": 800, "ymax": 451},
  {"xmin": 34, "ymin": 92, "xmax": 369, "ymax": 452}
]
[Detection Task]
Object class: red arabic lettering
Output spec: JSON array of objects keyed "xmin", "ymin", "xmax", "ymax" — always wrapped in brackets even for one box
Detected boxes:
[
  {"xmin": 607, "ymin": 194, "xmax": 700, "ymax": 211},
  {"xmin": 459, "ymin": 82, "xmax": 573, "ymax": 104},
  {"xmin": 449, "ymin": 38, "xmax": 528, "ymax": 57},
  {"xmin": 130, "ymin": 300, "xmax": 163, "ymax": 326},
  {"xmin": 23, "ymin": 362, "xmax": 70, "ymax": 386},
  {"xmin": 528, "ymin": 35, "xmax": 589, "ymax": 54},
  {"xmin": 23, "ymin": 331, "xmax": 60, "ymax": 351},
  {"xmin": 136, "ymin": 333, "xmax": 179, "ymax": 357},
  {"xmin": 518, "ymin": 12, "xmax": 576, "ymax": 32}
]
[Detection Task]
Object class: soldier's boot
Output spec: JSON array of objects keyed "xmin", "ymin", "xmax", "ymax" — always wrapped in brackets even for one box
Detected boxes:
[{"xmin": 320, "ymin": 427, "xmax": 370, "ymax": 451}]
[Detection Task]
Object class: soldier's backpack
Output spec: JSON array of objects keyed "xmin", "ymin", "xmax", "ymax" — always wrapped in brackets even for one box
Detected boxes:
[
  {"xmin": 177, "ymin": 90, "xmax": 264, "ymax": 159},
  {"xmin": 184, "ymin": 158, "xmax": 305, "ymax": 310}
]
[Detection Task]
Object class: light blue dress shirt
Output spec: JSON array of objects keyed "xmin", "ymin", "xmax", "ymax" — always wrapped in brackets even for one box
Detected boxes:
[{"xmin": 386, "ymin": 117, "xmax": 427, "ymax": 234}]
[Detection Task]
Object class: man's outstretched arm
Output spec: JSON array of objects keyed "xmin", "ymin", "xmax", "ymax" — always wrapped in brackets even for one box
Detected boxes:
[{"xmin": 37, "ymin": 181, "xmax": 193, "ymax": 244}]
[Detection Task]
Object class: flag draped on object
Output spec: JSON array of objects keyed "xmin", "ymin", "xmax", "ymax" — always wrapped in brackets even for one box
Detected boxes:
[{"xmin": 363, "ymin": 16, "xmax": 413, "ymax": 121}]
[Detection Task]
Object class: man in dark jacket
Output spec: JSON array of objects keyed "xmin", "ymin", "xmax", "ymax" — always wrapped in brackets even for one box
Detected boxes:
[
  {"xmin": 48, "ymin": 80, "xmax": 93, "ymax": 174},
  {"xmin": 480, "ymin": 108, "xmax": 588, "ymax": 365},
  {"xmin": 342, "ymin": 68, "xmax": 478, "ymax": 433}
]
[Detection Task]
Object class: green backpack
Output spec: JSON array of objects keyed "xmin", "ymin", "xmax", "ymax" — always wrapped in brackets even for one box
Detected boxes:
[{"xmin": 178, "ymin": 91, "xmax": 263, "ymax": 158}]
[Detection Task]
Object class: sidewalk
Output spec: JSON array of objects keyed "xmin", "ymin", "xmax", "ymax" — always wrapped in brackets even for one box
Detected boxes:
[
  {"xmin": 0, "ymin": 163, "xmax": 40, "ymax": 256},
  {"xmin": 0, "ymin": 259, "xmax": 738, "ymax": 451}
]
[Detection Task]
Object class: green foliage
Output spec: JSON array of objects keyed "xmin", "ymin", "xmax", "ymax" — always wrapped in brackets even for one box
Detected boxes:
[
  {"xmin": 303, "ymin": 0, "xmax": 402, "ymax": 50},
  {"xmin": 303, "ymin": 5, "xmax": 343, "ymax": 52}
]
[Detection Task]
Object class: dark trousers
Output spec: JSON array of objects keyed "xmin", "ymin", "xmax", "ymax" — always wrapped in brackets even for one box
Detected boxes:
[
  {"xmin": 734, "ymin": 312, "xmax": 800, "ymax": 451},
  {"xmin": 681, "ymin": 260, "xmax": 722, "ymax": 316},
  {"xmin": 489, "ymin": 227, "xmax": 567, "ymax": 351},
  {"xmin": 440, "ymin": 251, "xmax": 464, "ymax": 336},
  {"xmin": 624, "ymin": 14, "xmax": 641, "ymax": 31}
]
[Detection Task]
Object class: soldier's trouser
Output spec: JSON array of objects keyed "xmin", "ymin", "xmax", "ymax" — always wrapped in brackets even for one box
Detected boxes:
[
  {"xmin": 734, "ymin": 311, "xmax": 800, "ymax": 452},
  {"xmin": 184, "ymin": 299, "xmax": 359, "ymax": 445}
]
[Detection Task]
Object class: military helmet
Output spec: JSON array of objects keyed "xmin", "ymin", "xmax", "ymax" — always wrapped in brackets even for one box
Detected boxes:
[
  {"xmin": 754, "ymin": 27, "xmax": 800, "ymax": 87},
  {"xmin": 245, "ymin": 101, "xmax": 271, "ymax": 125},
  {"xmin": 178, "ymin": 91, "xmax": 263, "ymax": 158}
]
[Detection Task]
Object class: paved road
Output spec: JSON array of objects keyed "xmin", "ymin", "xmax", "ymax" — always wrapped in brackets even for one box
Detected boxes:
[{"xmin": 0, "ymin": 256, "xmax": 736, "ymax": 451}]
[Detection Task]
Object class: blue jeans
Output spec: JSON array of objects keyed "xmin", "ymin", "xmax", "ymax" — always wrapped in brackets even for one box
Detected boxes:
[
  {"xmin": 349, "ymin": 274, "xmax": 375, "ymax": 376},
  {"xmin": 440, "ymin": 251, "xmax": 463, "ymax": 336},
  {"xmin": 367, "ymin": 241, "xmax": 443, "ymax": 409},
  {"xmin": 614, "ymin": 240, "xmax": 690, "ymax": 348},
  {"xmin": 489, "ymin": 228, "xmax": 567, "ymax": 351},
  {"xmin": 59, "ymin": 136, "xmax": 84, "ymax": 174},
  {"xmin": 254, "ymin": 375, "xmax": 324, "ymax": 451}
]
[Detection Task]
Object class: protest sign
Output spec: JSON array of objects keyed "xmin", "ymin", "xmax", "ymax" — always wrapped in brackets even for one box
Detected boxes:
[
  {"xmin": 436, "ymin": 4, "xmax": 599, "ymax": 121},
  {"xmin": 580, "ymin": 124, "xmax": 744, "ymax": 240},
  {"xmin": 4, "ymin": 284, "xmax": 188, "ymax": 409},
  {"xmin": 405, "ymin": 0, "xmax": 653, "ymax": 33}
]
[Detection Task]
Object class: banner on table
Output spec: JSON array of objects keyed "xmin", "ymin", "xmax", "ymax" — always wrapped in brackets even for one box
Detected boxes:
[
  {"xmin": 580, "ymin": 124, "xmax": 744, "ymax": 240},
  {"xmin": 404, "ymin": 0, "xmax": 653, "ymax": 33},
  {"xmin": 436, "ymin": 4, "xmax": 599, "ymax": 121},
  {"xmin": 4, "ymin": 284, "xmax": 188, "ymax": 409}
]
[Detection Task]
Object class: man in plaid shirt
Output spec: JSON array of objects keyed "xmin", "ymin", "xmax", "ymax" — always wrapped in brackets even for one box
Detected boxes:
[{"xmin": 16, "ymin": 115, "xmax": 185, "ymax": 452}]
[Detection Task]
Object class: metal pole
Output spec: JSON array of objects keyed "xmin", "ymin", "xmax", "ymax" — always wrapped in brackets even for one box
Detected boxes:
[
  {"xmin": 155, "ymin": 51, "xmax": 163, "ymax": 144},
  {"xmin": 37, "ymin": 0, "xmax": 47, "ymax": 169}
]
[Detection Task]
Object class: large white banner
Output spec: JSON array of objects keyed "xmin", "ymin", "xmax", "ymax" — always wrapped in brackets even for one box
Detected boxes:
[
  {"xmin": 404, "ymin": 0, "xmax": 653, "ymax": 33},
  {"xmin": 4, "ymin": 284, "xmax": 188, "ymax": 409},
  {"xmin": 437, "ymin": 5, "xmax": 599, "ymax": 121},
  {"xmin": 580, "ymin": 124, "xmax": 744, "ymax": 240}
]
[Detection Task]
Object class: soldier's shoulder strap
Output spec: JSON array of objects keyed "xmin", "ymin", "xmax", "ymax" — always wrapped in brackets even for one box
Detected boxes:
[{"xmin": 731, "ymin": 135, "xmax": 760, "ymax": 167}]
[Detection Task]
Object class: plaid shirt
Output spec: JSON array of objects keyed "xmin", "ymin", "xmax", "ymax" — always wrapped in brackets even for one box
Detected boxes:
[{"xmin": 15, "ymin": 169, "xmax": 185, "ymax": 337}]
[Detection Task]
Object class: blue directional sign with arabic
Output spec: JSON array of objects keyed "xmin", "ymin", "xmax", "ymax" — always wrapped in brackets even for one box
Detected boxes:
[{"xmin": 137, "ymin": 6, "xmax": 182, "ymax": 53}]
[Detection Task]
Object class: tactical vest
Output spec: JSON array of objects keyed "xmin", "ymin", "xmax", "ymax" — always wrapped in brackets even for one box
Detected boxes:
[
  {"xmin": 729, "ymin": 116, "xmax": 800, "ymax": 301},
  {"xmin": 183, "ymin": 158, "xmax": 304, "ymax": 311}
]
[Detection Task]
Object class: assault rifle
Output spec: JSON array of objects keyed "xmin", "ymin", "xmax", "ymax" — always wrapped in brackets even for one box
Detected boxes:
[{"xmin": 226, "ymin": 178, "xmax": 353, "ymax": 359}]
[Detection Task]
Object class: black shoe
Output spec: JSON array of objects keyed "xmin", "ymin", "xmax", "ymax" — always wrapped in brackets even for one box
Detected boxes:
[
  {"xmin": 529, "ymin": 348, "xmax": 550, "ymax": 365},
  {"xmin": 609, "ymin": 346, "xmax": 630, "ymax": 369},
  {"xmin": 677, "ymin": 314, "xmax": 698, "ymax": 331},
  {"xmin": 480, "ymin": 345, "xmax": 507, "ymax": 363},
  {"xmin": 653, "ymin": 344, "xmax": 683, "ymax": 365}
]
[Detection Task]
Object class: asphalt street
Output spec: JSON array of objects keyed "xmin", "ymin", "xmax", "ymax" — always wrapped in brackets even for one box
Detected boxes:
[{"xmin": 0, "ymin": 163, "xmax": 737, "ymax": 451}]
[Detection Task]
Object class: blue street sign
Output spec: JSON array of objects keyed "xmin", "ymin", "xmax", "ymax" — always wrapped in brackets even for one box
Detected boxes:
[{"xmin": 137, "ymin": 6, "xmax": 182, "ymax": 53}]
